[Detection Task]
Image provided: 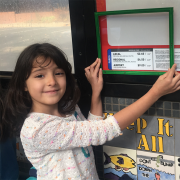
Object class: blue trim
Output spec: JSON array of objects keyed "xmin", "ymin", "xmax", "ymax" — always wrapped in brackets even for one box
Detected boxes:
[
  {"xmin": 26, "ymin": 177, "xmax": 37, "ymax": 180},
  {"xmin": 108, "ymin": 49, "xmax": 112, "ymax": 70},
  {"xmin": 81, "ymin": 147, "xmax": 90, "ymax": 158},
  {"xmin": 74, "ymin": 111, "xmax": 78, "ymax": 118}
]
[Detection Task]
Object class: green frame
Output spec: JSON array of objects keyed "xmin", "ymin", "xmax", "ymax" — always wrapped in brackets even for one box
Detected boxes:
[{"xmin": 95, "ymin": 7, "xmax": 174, "ymax": 75}]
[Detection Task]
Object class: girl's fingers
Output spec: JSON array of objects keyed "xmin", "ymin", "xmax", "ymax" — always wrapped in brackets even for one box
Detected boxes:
[
  {"xmin": 90, "ymin": 58, "xmax": 99, "ymax": 68},
  {"xmin": 94, "ymin": 59, "xmax": 101, "ymax": 75},
  {"xmin": 84, "ymin": 58, "xmax": 99, "ymax": 72},
  {"xmin": 172, "ymin": 81, "xmax": 180, "ymax": 93},
  {"xmin": 175, "ymin": 84, "xmax": 180, "ymax": 91},
  {"xmin": 84, "ymin": 66, "xmax": 90, "ymax": 74},
  {"xmin": 159, "ymin": 68, "xmax": 170, "ymax": 79},
  {"xmin": 85, "ymin": 66, "xmax": 90, "ymax": 71},
  {"xmin": 172, "ymin": 73, "xmax": 180, "ymax": 87},
  {"xmin": 175, "ymin": 71, "xmax": 179, "ymax": 76},
  {"xmin": 84, "ymin": 69, "xmax": 89, "ymax": 76},
  {"xmin": 167, "ymin": 64, "xmax": 177, "ymax": 78},
  {"xmin": 161, "ymin": 64, "xmax": 176, "ymax": 80},
  {"xmin": 172, "ymin": 71, "xmax": 180, "ymax": 84},
  {"xmin": 98, "ymin": 68, "xmax": 103, "ymax": 81},
  {"xmin": 90, "ymin": 58, "xmax": 100, "ymax": 73},
  {"xmin": 174, "ymin": 79, "xmax": 180, "ymax": 89},
  {"xmin": 85, "ymin": 58, "xmax": 102, "ymax": 83}
]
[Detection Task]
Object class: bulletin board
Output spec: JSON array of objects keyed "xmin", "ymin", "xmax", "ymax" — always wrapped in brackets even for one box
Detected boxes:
[{"xmin": 95, "ymin": 0, "xmax": 180, "ymax": 76}]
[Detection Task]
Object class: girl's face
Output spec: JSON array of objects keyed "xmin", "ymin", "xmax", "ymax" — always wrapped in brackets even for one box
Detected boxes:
[{"xmin": 25, "ymin": 57, "xmax": 66, "ymax": 113}]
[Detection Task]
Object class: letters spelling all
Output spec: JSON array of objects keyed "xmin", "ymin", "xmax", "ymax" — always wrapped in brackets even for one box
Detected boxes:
[
  {"xmin": 103, "ymin": 113, "xmax": 173, "ymax": 153},
  {"xmin": 128, "ymin": 118, "xmax": 173, "ymax": 153}
]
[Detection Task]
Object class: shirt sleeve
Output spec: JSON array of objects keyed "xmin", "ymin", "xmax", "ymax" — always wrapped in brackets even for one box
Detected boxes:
[
  {"xmin": 31, "ymin": 114, "xmax": 122, "ymax": 151},
  {"xmin": 75, "ymin": 104, "xmax": 104, "ymax": 121}
]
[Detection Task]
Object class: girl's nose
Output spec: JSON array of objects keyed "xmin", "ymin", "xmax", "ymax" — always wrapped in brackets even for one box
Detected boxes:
[{"xmin": 47, "ymin": 75, "xmax": 57, "ymax": 86}]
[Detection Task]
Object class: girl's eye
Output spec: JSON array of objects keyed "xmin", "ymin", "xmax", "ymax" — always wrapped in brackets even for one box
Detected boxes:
[
  {"xmin": 35, "ymin": 74, "xmax": 44, "ymax": 78},
  {"xmin": 56, "ymin": 72, "xmax": 64, "ymax": 75}
]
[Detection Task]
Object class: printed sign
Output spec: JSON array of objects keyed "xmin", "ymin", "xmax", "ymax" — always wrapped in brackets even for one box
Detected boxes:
[
  {"xmin": 108, "ymin": 48, "xmax": 180, "ymax": 71},
  {"xmin": 108, "ymin": 49, "xmax": 153, "ymax": 70}
]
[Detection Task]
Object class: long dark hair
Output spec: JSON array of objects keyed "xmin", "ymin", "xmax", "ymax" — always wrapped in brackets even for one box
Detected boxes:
[{"xmin": 1, "ymin": 43, "xmax": 80, "ymax": 142}]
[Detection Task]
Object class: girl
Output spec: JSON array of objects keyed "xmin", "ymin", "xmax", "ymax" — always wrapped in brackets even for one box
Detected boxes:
[{"xmin": 2, "ymin": 43, "xmax": 180, "ymax": 180}]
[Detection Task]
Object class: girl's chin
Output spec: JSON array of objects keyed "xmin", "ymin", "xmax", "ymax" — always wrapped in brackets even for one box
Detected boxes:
[{"xmin": 45, "ymin": 101, "xmax": 61, "ymax": 105}]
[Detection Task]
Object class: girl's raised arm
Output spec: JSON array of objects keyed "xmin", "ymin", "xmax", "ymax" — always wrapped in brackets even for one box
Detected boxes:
[
  {"xmin": 113, "ymin": 64, "xmax": 180, "ymax": 130},
  {"xmin": 84, "ymin": 58, "xmax": 103, "ymax": 117}
]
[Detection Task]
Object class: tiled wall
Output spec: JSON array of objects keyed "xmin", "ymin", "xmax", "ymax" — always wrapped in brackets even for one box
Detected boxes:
[
  {"xmin": 103, "ymin": 97, "xmax": 180, "ymax": 118},
  {"xmin": 93, "ymin": 96, "xmax": 180, "ymax": 180}
]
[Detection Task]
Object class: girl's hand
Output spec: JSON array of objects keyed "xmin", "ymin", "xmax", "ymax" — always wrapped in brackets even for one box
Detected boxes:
[
  {"xmin": 85, "ymin": 58, "xmax": 103, "ymax": 116},
  {"xmin": 151, "ymin": 64, "xmax": 180, "ymax": 98},
  {"xmin": 84, "ymin": 58, "xmax": 103, "ymax": 97}
]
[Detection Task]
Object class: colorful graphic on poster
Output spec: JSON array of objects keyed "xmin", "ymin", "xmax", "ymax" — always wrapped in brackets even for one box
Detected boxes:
[
  {"xmin": 137, "ymin": 150, "xmax": 175, "ymax": 180},
  {"xmin": 103, "ymin": 146, "xmax": 137, "ymax": 180},
  {"xmin": 175, "ymin": 156, "xmax": 180, "ymax": 180}
]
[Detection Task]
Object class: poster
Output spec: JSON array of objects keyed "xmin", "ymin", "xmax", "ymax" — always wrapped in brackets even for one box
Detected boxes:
[{"xmin": 103, "ymin": 113, "xmax": 178, "ymax": 180}]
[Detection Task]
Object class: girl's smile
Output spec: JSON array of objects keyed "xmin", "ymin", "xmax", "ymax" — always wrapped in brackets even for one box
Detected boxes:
[
  {"xmin": 25, "ymin": 57, "xmax": 66, "ymax": 114},
  {"xmin": 43, "ymin": 89, "xmax": 60, "ymax": 94}
]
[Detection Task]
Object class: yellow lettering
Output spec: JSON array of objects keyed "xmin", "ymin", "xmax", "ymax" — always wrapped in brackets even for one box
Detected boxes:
[
  {"xmin": 127, "ymin": 122, "xmax": 135, "ymax": 130},
  {"xmin": 137, "ymin": 134, "xmax": 150, "ymax": 151},
  {"xmin": 137, "ymin": 118, "xmax": 147, "ymax": 134},
  {"xmin": 103, "ymin": 113, "xmax": 107, "ymax": 119},
  {"xmin": 158, "ymin": 137, "xmax": 164, "ymax": 153},
  {"xmin": 164, "ymin": 121, "xmax": 173, "ymax": 137},
  {"xmin": 157, "ymin": 118, "xmax": 164, "ymax": 135},
  {"xmin": 151, "ymin": 136, "xmax": 156, "ymax": 152},
  {"xmin": 109, "ymin": 113, "xmax": 114, "ymax": 116},
  {"xmin": 157, "ymin": 118, "xmax": 173, "ymax": 137},
  {"xmin": 137, "ymin": 118, "xmax": 141, "ymax": 133},
  {"xmin": 103, "ymin": 113, "xmax": 114, "ymax": 119}
]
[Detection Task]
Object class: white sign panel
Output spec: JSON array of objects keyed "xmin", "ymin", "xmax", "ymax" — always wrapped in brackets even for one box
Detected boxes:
[{"xmin": 108, "ymin": 48, "xmax": 180, "ymax": 71}]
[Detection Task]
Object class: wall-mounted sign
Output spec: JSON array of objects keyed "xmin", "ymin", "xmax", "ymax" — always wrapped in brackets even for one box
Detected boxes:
[{"xmin": 95, "ymin": 7, "xmax": 174, "ymax": 75}]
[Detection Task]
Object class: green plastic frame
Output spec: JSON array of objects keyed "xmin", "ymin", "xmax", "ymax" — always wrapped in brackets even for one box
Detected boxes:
[{"xmin": 95, "ymin": 7, "xmax": 174, "ymax": 75}]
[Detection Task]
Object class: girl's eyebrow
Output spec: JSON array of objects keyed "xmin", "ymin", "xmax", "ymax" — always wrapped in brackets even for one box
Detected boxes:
[
  {"xmin": 32, "ymin": 67, "xmax": 62, "ymax": 73},
  {"xmin": 32, "ymin": 68, "xmax": 44, "ymax": 73}
]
